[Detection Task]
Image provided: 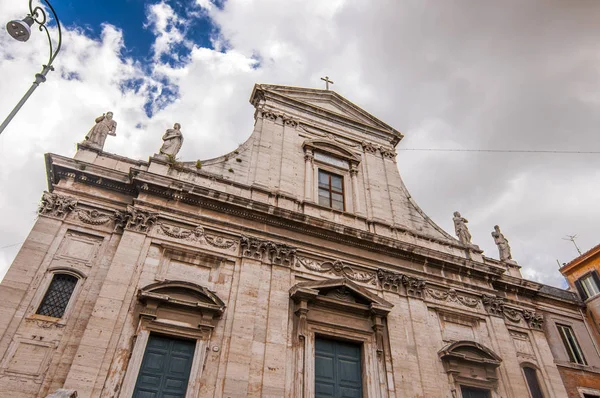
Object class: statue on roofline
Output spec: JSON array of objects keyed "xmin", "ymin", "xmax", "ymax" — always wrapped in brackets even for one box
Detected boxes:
[
  {"xmin": 159, "ymin": 123, "xmax": 184, "ymax": 159},
  {"xmin": 492, "ymin": 225, "xmax": 513, "ymax": 262},
  {"xmin": 82, "ymin": 111, "xmax": 117, "ymax": 151},
  {"xmin": 453, "ymin": 211, "xmax": 472, "ymax": 245}
]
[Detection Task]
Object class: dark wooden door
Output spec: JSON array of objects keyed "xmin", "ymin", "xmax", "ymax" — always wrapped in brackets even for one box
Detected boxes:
[
  {"xmin": 133, "ymin": 334, "xmax": 196, "ymax": 398},
  {"xmin": 315, "ymin": 337, "xmax": 362, "ymax": 398},
  {"xmin": 461, "ymin": 385, "xmax": 490, "ymax": 398}
]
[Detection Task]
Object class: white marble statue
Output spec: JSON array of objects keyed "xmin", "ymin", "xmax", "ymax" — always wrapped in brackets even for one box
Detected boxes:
[
  {"xmin": 492, "ymin": 225, "xmax": 512, "ymax": 262},
  {"xmin": 159, "ymin": 123, "xmax": 184, "ymax": 158},
  {"xmin": 83, "ymin": 112, "xmax": 117, "ymax": 150},
  {"xmin": 453, "ymin": 211, "xmax": 472, "ymax": 245}
]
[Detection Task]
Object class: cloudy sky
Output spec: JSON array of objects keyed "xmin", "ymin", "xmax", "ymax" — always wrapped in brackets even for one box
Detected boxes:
[{"xmin": 1, "ymin": 0, "xmax": 599, "ymax": 288}]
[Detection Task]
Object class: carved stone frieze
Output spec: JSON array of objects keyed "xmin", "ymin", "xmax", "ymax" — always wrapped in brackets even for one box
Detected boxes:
[
  {"xmin": 38, "ymin": 192, "xmax": 78, "ymax": 218},
  {"xmin": 76, "ymin": 209, "xmax": 112, "ymax": 225},
  {"xmin": 297, "ymin": 257, "xmax": 376, "ymax": 283},
  {"xmin": 425, "ymin": 287, "xmax": 480, "ymax": 308},
  {"xmin": 155, "ymin": 223, "xmax": 238, "ymax": 252},
  {"xmin": 114, "ymin": 206, "xmax": 158, "ymax": 233},
  {"xmin": 523, "ymin": 310, "xmax": 544, "ymax": 330},
  {"xmin": 241, "ymin": 236, "xmax": 296, "ymax": 266},
  {"xmin": 482, "ymin": 294, "xmax": 505, "ymax": 316}
]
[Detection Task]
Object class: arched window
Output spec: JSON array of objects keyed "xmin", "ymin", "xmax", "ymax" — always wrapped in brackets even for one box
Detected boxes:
[
  {"xmin": 523, "ymin": 366, "xmax": 544, "ymax": 398},
  {"xmin": 36, "ymin": 273, "xmax": 78, "ymax": 318}
]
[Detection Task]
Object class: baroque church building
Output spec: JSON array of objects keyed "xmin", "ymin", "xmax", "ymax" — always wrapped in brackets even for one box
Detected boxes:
[{"xmin": 0, "ymin": 84, "xmax": 598, "ymax": 398}]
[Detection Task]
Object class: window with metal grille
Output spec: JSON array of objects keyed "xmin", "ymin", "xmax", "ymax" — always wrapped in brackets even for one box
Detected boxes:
[
  {"xmin": 318, "ymin": 170, "xmax": 344, "ymax": 211},
  {"xmin": 557, "ymin": 324, "xmax": 587, "ymax": 365},
  {"xmin": 36, "ymin": 273, "xmax": 78, "ymax": 318},
  {"xmin": 523, "ymin": 366, "xmax": 544, "ymax": 398}
]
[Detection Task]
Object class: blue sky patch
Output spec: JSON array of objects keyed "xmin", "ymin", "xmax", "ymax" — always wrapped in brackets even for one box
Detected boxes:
[{"xmin": 52, "ymin": 0, "xmax": 220, "ymax": 117}]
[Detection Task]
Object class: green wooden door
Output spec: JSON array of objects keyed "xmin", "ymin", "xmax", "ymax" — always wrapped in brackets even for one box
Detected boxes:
[
  {"xmin": 133, "ymin": 334, "xmax": 196, "ymax": 398},
  {"xmin": 315, "ymin": 337, "xmax": 362, "ymax": 398}
]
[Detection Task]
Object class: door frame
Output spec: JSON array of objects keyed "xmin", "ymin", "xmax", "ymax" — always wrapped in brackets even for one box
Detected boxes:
[
  {"xmin": 120, "ymin": 318, "xmax": 211, "ymax": 398},
  {"xmin": 305, "ymin": 325, "xmax": 377, "ymax": 398}
]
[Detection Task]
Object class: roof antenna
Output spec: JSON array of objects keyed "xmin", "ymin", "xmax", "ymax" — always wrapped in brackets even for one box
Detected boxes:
[{"xmin": 562, "ymin": 234, "xmax": 582, "ymax": 255}]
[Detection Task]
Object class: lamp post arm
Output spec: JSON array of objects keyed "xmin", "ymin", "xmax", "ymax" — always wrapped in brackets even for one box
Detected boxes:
[
  {"xmin": 29, "ymin": 0, "xmax": 62, "ymax": 67},
  {"xmin": 0, "ymin": 0, "xmax": 62, "ymax": 136}
]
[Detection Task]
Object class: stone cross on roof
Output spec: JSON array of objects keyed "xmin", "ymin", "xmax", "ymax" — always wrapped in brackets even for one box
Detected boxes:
[{"xmin": 320, "ymin": 76, "xmax": 334, "ymax": 90}]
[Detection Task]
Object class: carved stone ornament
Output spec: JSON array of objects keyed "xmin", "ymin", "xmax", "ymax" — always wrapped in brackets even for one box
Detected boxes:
[
  {"xmin": 377, "ymin": 269, "xmax": 426, "ymax": 297},
  {"xmin": 425, "ymin": 287, "xmax": 480, "ymax": 308},
  {"xmin": 482, "ymin": 294, "xmax": 505, "ymax": 316},
  {"xmin": 76, "ymin": 209, "xmax": 112, "ymax": 225},
  {"xmin": 282, "ymin": 114, "xmax": 298, "ymax": 127},
  {"xmin": 402, "ymin": 275, "xmax": 427, "ymax": 297},
  {"xmin": 502, "ymin": 307, "xmax": 522, "ymax": 323},
  {"xmin": 377, "ymin": 269, "xmax": 403, "ymax": 291},
  {"xmin": 240, "ymin": 236, "xmax": 296, "ymax": 266},
  {"xmin": 361, "ymin": 141, "xmax": 378, "ymax": 154},
  {"xmin": 297, "ymin": 256, "xmax": 376, "ymax": 283},
  {"xmin": 523, "ymin": 310, "xmax": 544, "ymax": 330},
  {"xmin": 114, "ymin": 206, "xmax": 158, "ymax": 233},
  {"xmin": 379, "ymin": 146, "xmax": 396, "ymax": 159},
  {"xmin": 260, "ymin": 111, "xmax": 278, "ymax": 121},
  {"xmin": 325, "ymin": 287, "xmax": 356, "ymax": 303},
  {"xmin": 38, "ymin": 192, "xmax": 78, "ymax": 218}
]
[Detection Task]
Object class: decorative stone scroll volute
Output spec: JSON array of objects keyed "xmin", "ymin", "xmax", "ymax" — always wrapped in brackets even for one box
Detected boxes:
[
  {"xmin": 240, "ymin": 235, "xmax": 296, "ymax": 266},
  {"xmin": 38, "ymin": 192, "xmax": 78, "ymax": 218}
]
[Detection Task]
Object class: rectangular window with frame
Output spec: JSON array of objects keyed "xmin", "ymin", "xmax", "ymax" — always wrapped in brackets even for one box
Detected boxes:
[
  {"xmin": 576, "ymin": 272, "xmax": 600, "ymax": 300},
  {"xmin": 557, "ymin": 324, "xmax": 587, "ymax": 365},
  {"xmin": 318, "ymin": 170, "xmax": 345, "ymax": 211}
]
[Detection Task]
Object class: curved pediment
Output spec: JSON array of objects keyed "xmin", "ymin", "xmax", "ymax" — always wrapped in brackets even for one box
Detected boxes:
[
  {"xmin": 138, "ymin": 280, "xmax": 225, "ymax": 315},
  {"xmin": 290, "ymin": 278, "xmax": 392, "ymax": 314},
  {"xmin": 439, "ymin": 340, "xmax": 502, "ymax": 366},
  {"xmin": 303, "ymin": 139, "xmax": 361, "ymax": 163}
]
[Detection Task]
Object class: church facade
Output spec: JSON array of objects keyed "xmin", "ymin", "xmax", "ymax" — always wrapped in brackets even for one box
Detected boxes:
[{"xmin": 0, "ymin": 84, "xmax": 598, "ymax": 398}]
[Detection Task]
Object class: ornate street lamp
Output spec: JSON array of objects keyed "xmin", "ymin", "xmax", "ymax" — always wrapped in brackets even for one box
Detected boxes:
[{"xmin": 0, "ymin": 0, "xmax": 62, "ymax": 135}]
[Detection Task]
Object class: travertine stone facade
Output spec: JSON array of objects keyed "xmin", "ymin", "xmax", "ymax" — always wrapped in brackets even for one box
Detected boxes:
[{"xmin": 0, "ymin": 84, "xmax": 597, "ymax": 398}]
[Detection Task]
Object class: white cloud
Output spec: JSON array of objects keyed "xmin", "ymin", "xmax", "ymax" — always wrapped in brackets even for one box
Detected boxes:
[
  {"xmin": 1, "ymin": 0, "xmax": 599, "ymax": 289},
  {"xmin": 145, "ymin": 1, "xmax": 187, "ymax": 62}
]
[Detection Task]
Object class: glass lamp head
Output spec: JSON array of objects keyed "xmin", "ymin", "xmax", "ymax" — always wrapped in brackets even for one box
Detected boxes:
[{"xmin": 6, "ymin": 16, "xmax": 35, "ymax": 42}]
